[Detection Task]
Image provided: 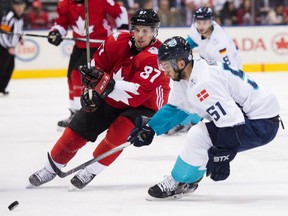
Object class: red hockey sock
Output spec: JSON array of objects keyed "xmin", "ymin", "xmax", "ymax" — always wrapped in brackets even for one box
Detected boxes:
[
  {"xmin": 51, "ymin": 127, "xmax": 88, "ymax": 164},
  {"xmin": 71, "ymin": 69, "xmax": 82, "ymax": 97},
  {"xmin": 68, "ymin": 78, "xmax": 73, "ymax": 101},
  {"xmin": 93, "ymin": 116, "xmax": 134, "ymax": 166}
]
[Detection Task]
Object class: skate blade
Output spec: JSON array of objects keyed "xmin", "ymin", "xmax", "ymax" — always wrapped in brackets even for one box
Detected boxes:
[
  {"xmin": 26, "ymin": 183, "xmax": 37, "ymax": 189},
  {"xmin": 56, "ymin": 126, "xmax": 66, "ymax": 132},
  {"xmin": 145, "ymin": 194, "xmax": 183, "ymax": 201},
  {"xmin": 68, "ymin": 184, "xmax": 82, "ymax": 192}
]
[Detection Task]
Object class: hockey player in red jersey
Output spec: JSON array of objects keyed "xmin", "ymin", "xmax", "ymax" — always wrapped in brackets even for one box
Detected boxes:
[
  {"xmin": 48, "ymin": 0, "xmax": 129, "ymax": 130},
  {"xmin": 29, "ymin": 9, "xmax": 170, "ymax": 189}
]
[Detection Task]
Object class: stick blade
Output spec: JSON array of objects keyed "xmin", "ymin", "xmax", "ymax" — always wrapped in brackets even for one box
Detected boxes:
[{"xmin": 47, "ymin": 152, "xmax": 67, "ymax": 178}]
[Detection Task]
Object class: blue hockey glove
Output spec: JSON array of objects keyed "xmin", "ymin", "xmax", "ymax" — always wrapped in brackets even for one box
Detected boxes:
[
  {"xmin": 79, "ymin": 65, "xmax": 115, "ymax": 98},
  {"xmin": 81, "ymin": 88, "xmax": 103, "ymax": 112},
  {"xmin": 206, "ymin": 147, "xmax": 236, "ymax": 181},
  {"xmin": 48, "ymin": 30, "xmax": 63, "ymax": 46},
  {"xmin": 129, "ymin": 116, "xmax": 155, "ymax": 147}
]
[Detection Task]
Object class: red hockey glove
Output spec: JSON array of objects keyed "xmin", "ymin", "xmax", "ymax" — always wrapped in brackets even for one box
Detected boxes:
[
  {"xmin": 48, "ymin": 30, "xmax": 63, "ymax": 46},
  {"xmin": 79, "ymin": 65, "xmax": 115, "ymax": 98},
  {"xmin": 80, "ymin": 88, "xmax": 103, "ymax": 112}
]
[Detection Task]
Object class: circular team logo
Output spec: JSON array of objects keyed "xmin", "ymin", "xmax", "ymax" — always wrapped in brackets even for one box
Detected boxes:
[
  {"xmin": 61, "ymin": 41, "xmax": 74, "ymax": 57},
  {"xmin": 271, "ymin": 33, "xmax": 288, "ymax": 55},
  {"xmin": 15, "ymin": 38, "xmax": 40, "ymax": 61}
]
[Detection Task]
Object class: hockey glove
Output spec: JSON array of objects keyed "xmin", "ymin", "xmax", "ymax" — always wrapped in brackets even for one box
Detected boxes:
[
  {"xmin": 48, "ymin": 30, "xmax": 63, "ymax": 46},
  {"xmin": 81, "ymin": 88, "xmax": 103, "ymax": 112},
  {"xmin": 129, "ymin": 116, "xmax": 155, "ymax": 147},
  {"xmin": 79, "ymin": 65, "xmax": 115, "ymax": 99},
  {"xmin": 206, "ymin": 147, "xmax": 236, "ymax": 181}
]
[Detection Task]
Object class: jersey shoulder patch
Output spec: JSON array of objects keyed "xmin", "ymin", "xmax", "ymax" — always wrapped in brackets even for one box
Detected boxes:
[{"xmin": 147, "ymin": 47, "xmax": 158, "ymax": 55}]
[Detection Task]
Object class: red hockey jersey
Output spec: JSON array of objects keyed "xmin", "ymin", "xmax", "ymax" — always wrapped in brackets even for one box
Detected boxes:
[
  {"xmin": 91, "ymin": 32, "xmax": 170, "ymax": 111},
  {"xmin": 52, "ymin": 0, "xmax": 128, "ymax": 48}
]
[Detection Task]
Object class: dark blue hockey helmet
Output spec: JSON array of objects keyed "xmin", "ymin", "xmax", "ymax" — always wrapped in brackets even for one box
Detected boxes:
[
  {"xmin": 158, "ymin": 36, "xmax": 193, "ymax": 65},
  {"xmin": 194, "ymin": 6, "xmax": 213, "ymax": 20}
]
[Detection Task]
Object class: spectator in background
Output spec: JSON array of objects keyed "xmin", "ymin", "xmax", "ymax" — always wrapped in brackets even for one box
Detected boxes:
[
  {"xmin": 237, "ymin": 0, "xmax": 256, "ymax": 25},
  {"xmin": 157, "ymin": 0, "xmax": 177, "ymax": 26},
  {"xmin": 183, "ymin": 0, "xmax": 197, "ymax": 26},
  {"xmin": 0, "ymin": 0, "xmax": 12, "ymax": 17},
  {"xmin": 0, "ymin": 0, "xmax": 26, "ymax": 95},
  {"xmin": 25, "ymin": 0, "xmax": 50, "ymax": 29},
  {"xmin": 220, "ymin": 0, "xmax": 238, "ymax": 25},
  {"xmin": 142, "ymin": 0, "xmax": 155, "ymax": 10},
  {"xmin": 266, "ymin": 3, "xmax": 287, "ymax": 24}
]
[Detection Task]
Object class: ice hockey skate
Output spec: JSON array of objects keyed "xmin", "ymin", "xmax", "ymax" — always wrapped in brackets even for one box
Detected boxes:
[
  {"xmin": 57, "ymin": 109, "xmax": 77, "ymax": 131},
  {"xmin": 70, "ymin": 168, "xmax": 96, "ymax": 189},
  {"xmin": 146, "ymin": 176, "xmax": 190, "ymax": 200},
  {"xmin": 28, "ymin": 167, "xmax": 56, "ymax": 187}
]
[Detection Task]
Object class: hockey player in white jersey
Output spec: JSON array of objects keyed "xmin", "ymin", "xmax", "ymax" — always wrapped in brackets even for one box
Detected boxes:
[
  {"xmin": 129, "ymin": 36, "xmax": 281, "ymax": 199},
  {"xmin": 187, "ymin": 6, "xmax": 242, "ymax": 69},
  {"xmin": 167, "ymin": 6, "xmax": 243, "ymax": 135}
]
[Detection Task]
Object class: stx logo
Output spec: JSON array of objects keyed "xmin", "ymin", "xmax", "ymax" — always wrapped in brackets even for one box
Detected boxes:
[{"xmin": 213, "ymin": 155, "xmax": 230, "ymax": 162}]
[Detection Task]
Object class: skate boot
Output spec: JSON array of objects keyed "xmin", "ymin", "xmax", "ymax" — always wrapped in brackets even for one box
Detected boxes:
[
  {"xmin": 0, "ymin": 90, "xmax": 9, "ymax": 96},
  {"xmin": 185, "ymin": 177, "xmax": 202, "ymax": 194},
  {"xmin": 29, "ymin": 167, "xmax": 56, "ymax": 187},
  {"xmin": 70, "ymin": 168, "xmax": 96, "ymax": 189},
  {"xmin": 147, "ymin": 176, "xmax": 189, "ymax": 200},
  {"xmin": 57, "ymin": 109, "xmax": 77, "ymax": 129}
]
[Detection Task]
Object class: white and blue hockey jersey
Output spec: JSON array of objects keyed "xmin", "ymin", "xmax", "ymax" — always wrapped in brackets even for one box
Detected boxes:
[
  {"xmin": 186, "ymin": 21, "xmax": 242, "ymax": 69},
  {"xmin": 149, "ymin": 59, "xmax": 280, "ymax": 134}
]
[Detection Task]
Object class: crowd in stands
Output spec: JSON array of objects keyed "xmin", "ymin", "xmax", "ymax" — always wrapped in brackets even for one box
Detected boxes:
[{"xmin": 1, "ymin": 0, "xmax": 287, "ymax": 30}]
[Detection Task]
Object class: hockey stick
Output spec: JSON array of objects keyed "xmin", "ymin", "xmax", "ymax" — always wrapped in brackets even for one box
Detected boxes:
[
  {"xmin": 48, "ymin": 142, "xmax": 132, "ymax": 178},
  {"xmin": 84, "ymin": 0, "xmax": 91, "ymax": 68},
  {"xmin": 0, "ymin": 28, "xmax": 103, "ymax": 43}
]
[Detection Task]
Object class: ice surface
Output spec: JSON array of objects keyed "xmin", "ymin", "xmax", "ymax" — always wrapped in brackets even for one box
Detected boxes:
[{"xmin": 0, "ymin": 73, "xmax": 288, "ymax": 216}]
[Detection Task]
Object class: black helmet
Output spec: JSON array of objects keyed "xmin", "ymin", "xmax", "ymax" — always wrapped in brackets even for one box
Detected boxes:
[
  {"xmin": 12, "ymin": 0, "xmax": 26, "ymax": 4},
  {"xmin": 158, "ymin": 36, "xmax": 192, "ymax": 65},
  {"xmin": 73, "ymin": 0, "xmax": 84, "ymax": 3},
  {"xmin": 194, "ymin": 6, "xmax": 213, "ymax": 20},
  {"xmin": 130, "ymin": 9, "xmax": 160, "ymax": 28}
]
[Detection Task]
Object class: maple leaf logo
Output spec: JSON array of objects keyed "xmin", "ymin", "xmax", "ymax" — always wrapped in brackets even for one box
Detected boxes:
[
  {"xmin": 108, "ymin": 68, "xmax": 140, "ymax": 104},
  {"xmin": 72, "ymin": 16, "xmax": 94, "ymax": 36},
  {"xmin": 272, "ymin": 33, "xmax": 288, "ymax": 55},
  {"xmin": 276, "ymin": 37, "xmax": 288, "ymax": 49}
]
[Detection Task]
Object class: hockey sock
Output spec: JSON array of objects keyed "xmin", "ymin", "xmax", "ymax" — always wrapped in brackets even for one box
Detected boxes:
[
  {"xmin": 69, "ymin": 69, "xmax": 82, "ymax": 111},
  {"xmin": 51, "ymin": 127, "xmax": 88, "ymax": 164},
  {"xmin": 93, "ymin": 116, "xmax": 134, "ymax": 166}
]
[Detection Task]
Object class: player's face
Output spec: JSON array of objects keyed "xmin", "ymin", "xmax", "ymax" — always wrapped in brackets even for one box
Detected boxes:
[
  {"xmin": 159, "ymin": 60, "xmax": 179, "ymax": 81},
  {"xmin": 133, "ymin": 26, "xmax": 155, "ymax": 50},
  {"xmin": 195, "ymin": 19, "xmax": 212, "ymax": 35},
  {"xmin": 13, "ymin": 4, "xmax": 26, "ymax": 16}
]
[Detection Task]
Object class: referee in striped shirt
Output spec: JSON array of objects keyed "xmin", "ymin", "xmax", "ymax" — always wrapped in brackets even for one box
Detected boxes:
[{"xmin": 0, "ymin": 0, "xmax": 26, "ymax": 95}]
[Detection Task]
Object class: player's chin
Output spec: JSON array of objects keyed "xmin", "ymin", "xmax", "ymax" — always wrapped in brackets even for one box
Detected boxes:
[{"xmin": 135, "ymin": 41, "xmax": 147, "ymax": 49}]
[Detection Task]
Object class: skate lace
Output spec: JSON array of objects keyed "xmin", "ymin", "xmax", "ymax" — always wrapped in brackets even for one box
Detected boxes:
[
  {"xmin": 157, "ymin": 176, "xmax": 179, "ymax": 192},
  {"xmin": 36, "ymin": 168, "xmax": 55, "ymax": 182},
  {"xmin": 77, "ymin": 169, "xmax": 94, "ymax": 183}
]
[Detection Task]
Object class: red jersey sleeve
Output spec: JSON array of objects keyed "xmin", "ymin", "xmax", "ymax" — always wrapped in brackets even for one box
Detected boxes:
[{"xmin": 52, "ymin": 0, "xmax": 69, "ymax": 35}]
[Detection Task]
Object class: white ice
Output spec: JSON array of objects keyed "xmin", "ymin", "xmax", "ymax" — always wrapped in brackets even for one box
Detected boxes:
[{"xmin": 0, "ymin": 73, "xmax": 288, "ymax": 216}]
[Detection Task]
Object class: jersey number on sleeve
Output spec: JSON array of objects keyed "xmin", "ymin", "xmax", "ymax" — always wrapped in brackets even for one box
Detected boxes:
[
  {"xmin": 223, "ymin": 64, "xmax": 258, "ymax": 89},
  {"xmin": 206, "ymin": 102, "xmax": 227, "ymax": 121}
]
